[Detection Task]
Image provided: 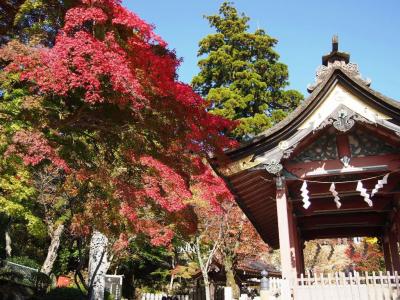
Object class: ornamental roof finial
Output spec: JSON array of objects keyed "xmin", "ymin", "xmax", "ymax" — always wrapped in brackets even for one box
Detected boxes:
[
  {"xmin": 332, "ymin": 34, "xmax": 339, "ymax": 52},
  {"xmin": 307, "ymin": 36, "xmax": 372, "ymax": 93},
  {"xmin": 322, "ymin": 35, "xmax": 349, "ymax": 66}
]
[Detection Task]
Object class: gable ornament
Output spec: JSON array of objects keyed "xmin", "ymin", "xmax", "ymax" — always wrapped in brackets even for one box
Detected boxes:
[
  {"xmin": 316, "ymin": 105, "xmax": 373, "ymax": 133},
  {"xmin": 332, "ymin": 108, "xmax": 355, "ymax": 132}
]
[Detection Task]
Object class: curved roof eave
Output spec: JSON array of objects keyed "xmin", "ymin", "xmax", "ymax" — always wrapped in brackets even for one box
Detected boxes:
[{"xmin": 225, "ymin": 67, "xmax": 400, "ymax": 161}]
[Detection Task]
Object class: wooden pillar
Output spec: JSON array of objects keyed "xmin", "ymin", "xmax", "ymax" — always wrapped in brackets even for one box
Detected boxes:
[
  {"xmin": 298, "ymin": 239, "xmax": 306, "ymax": 276},
  {"xmin": 291, "ymin": 213, "xmax": 303, "ymax": 276},
  {"xmin": 276, "ymin": 188, "xmax": 298, "ymax": 287},
  {"xmin": 336, "ymin": 133, "xmax": 351, "ymax": 159},
  {"xmin": 383, "ymin": 233, "xmax": 393, "ymax": 272},
  {"xmin": 389, "ymin": 227, "xmax": 400, "ymax": 272}
]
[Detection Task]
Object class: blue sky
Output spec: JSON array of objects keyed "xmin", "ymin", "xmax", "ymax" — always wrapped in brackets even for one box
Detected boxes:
[{"xmin": 123, "ymin": 0, "xmax": 400, "ymax": 99}]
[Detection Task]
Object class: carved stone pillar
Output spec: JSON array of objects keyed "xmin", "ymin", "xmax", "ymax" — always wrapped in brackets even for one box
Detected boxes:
[{"xmin": 88, "ymin": 231, "xmax": 109, "ymax": 300}]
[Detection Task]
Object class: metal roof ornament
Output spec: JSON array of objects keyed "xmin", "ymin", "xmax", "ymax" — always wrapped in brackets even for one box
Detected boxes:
[
  {"xmin": 265, "ymin": 159, "xmax": 283, "ymax": 175},
  {"xmin": 340, "ymin": 156, "xmax": 351, "ymax": 168}
]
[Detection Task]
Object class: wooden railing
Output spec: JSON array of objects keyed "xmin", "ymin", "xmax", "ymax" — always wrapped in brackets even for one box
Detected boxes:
[
  {"xmin": 140, "ymin": 272, "xmax": 400, "ymax": 300},
  {"xmin": 269, "ymin": 272, "xmax": 400, "ymax": 299},
  {"xmin": 141, "ymin": 293, "xmax": 191, "ymax": 300},
  {"xmin": 298, "ymin": 271, "xmax": 400, "ymax": 287}
]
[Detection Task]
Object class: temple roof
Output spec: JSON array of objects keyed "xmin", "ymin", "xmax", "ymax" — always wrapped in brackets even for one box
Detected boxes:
[
  {"xmin": 223, "ymin": 52, "xmax": 400, "ymax": 162},
  {"xmin": 214, "ymin": 40, "xmax": 400, "ymax": 249}
]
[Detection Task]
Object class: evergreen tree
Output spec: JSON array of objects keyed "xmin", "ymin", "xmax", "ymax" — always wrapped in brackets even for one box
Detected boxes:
[
  {"xmin": 192, "ymin": 2, "xmax": 303, "ymax": 140},
  {"xmin": 0, "ymin": 0, "xmax": 78, "ymax": 46}
]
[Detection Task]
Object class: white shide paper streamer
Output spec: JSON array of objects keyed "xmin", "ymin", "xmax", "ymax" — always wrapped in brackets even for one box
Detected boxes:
[
  {"xmin": 301, "ymin": 181, "xmax": 311, "ymax": 209},
  {"xmin": 356, "ymin": 180, "xmax": 373, "ymax": 207},
  {"xmin": 329, "ymin": 182, "xmax": 342, "ymax": 209},
  {"xmin": 371, "ymin": 174, "xmax": 389, "ymax": 197}
]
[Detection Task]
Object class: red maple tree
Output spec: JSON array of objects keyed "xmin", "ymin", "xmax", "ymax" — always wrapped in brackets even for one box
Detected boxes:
[{"xmin": 0, "ymin": 0, "xmax": 237, "ymax": 251}]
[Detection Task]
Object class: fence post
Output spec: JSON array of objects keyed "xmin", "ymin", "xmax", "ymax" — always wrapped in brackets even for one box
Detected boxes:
[
  {"xmin": 260, "ymin": 270, "xmax": 272, "ymax": 300},
  {"xmin": 224, "ymin": 287, "xmax": 232, "ymax": 300}
]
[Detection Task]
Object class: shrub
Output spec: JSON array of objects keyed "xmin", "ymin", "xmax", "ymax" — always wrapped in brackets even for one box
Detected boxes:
[{"xmin": 8, "ymin": 256, "xmax": 41, "ymax": 269}]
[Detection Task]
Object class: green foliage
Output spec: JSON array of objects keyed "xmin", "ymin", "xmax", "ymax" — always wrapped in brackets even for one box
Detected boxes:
[
  {"xmin": 192, "ymin": 1, "xmax": 303, "ymax": 140},
  {"xmin": 0, "ymin": 69, "xmax": 47, "ymax": 238},
  {"xmin": 4, "ymin": 221, "xmax": 48, "ymax": 264},
  {"xmin": 1, "ymin": 0, "xmax": 78, "ymax": 46},
  {"xmin": 105, "ymin": 291, "xmax": 116, "ymax": 300},
  {"xmin": 118, "ymin": 236, "xmax": 174, "ymax": 292},
  {"xmin": 52, "ymin": 239, "xmax": 80, "ymax": 276},
  {"xmin": 7, "ymin": 256, "xmax": 40, "ymax": 269}
]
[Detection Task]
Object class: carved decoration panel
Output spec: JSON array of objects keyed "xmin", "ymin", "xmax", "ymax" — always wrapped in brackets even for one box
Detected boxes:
[
  {"xmin": 316, "ymin": 105, "xmax": 373, "ymax": 133},
  {"xmin": 292, "ymin": 131, "xmax": 338, "ymax": 162},
  {"xmin": 349, "ymin": 129, "xmax": 398, "ymax": 157}
]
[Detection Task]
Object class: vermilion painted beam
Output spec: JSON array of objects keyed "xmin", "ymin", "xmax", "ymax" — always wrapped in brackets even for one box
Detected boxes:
[
  {"xmin": 301, "ymin": 226, "xmax": 383, "ymax": 240},
  {"xmin": 336, "ymin": 133, "xmax": 351, "ymax": 158},
  {"xmin": 297, "ymin": 212, "xmax": 387, "ymax": 223},
  {"xmin": 285, "ymin": 154, "xmax": 400, "ymax": 178},
  {"xmin": 297, "ymin": 213, "xmax": 387, "ymax": 230}
]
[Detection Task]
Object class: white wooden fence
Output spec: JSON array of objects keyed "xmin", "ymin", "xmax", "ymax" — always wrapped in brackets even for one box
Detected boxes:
[
  {"xmin": 269, "ymin": 277, "xmax": 286, "ymax": 298},
  {"xmin": 296, "ymin": 271, "xmax": 400, "ymax": 300},
  {"xmin": 142, "ymin": 292, "xmax": 261, "ymax": 300},
  {"xmin": 141, "ymin": 272, "xmax": 400, "ymax": 300},
  {"xmin": 269, "ymin": 271, "xmax": 400, "ymax": 300},
  {"xmin": 141, "ymin": 294, "xmax": 191, "ymax": 300}
]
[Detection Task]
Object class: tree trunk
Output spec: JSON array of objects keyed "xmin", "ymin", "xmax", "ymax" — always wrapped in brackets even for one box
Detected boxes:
[
  {"xmin": 168, "ymin": 274, "xmax": 175, "ymax": 293},
  {"xmin": 41, "ymin": 224, "xmax": 64, "ymax": 275},
  {"xmin": 210, "ymin": 282, "xmax": 216, "ymax": 300},
  {"xmin": 168, "ymin": 255, "xmax": 176, "ymax": 293},
  {"xmin": 224, "ymin": 255, "xmax": 240, "ymax": 299},
  {"xmin": 5, "ymin": 218, "xmax": 12, "ymax": 258},
  {"xmin": 88, "ymin": 230, "xmax": 109, "ymax": 300},
  {"xmin": 204, "ymin": 277, "xmax": 211, "ymax": 300}
]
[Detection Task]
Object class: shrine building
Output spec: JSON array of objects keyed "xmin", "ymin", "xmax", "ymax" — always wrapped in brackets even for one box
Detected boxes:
[{"xmin": 213, "ymin": 37, "xmax": 400, "ymax": 297}]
